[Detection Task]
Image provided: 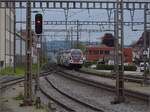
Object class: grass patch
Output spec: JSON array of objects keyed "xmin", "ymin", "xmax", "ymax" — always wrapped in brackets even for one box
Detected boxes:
[
  {"xmin": 0, "ymin": 67, "xmax": 24, "ymax": 76},
  {"xmin": 80, "ymin": 67, "xmax": 112, "ymax": 78},
  {"xmin": 32, "ymin": 64, "xmax": 38, "ymax": 74},
  {"xmin": 0, "ymin": 64, "xmax": 39, "ymax": 76},
  {"xmin": 13, "ymin": 92, "xmax": 24, "ymax": 101}
]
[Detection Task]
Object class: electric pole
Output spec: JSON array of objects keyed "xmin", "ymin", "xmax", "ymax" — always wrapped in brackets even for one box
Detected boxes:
[
  {"xmin": 13, "ymin": 3, "xmax": 16, "ymax": 73},
  {"xmin": 77, "ymin": 20, "xmax": 79, "ymax": 48},
  {"xmin": 70, "ymin": 27, "xmax": 73, "ymax": 48},
  {"xmin": 113, "ymin": 0, "xmax": 125, "ymax": 104},
  {"xmin": 64, "ymin": 8, "xmax": 69, "ymax": 49},
  {"xmin": 24, "ymin": 0, "xmax": 33, "ymax": 105},
  {"xmin": 36, "ymin": 35, "xmax": 41, "ymax": 91},
  {"xmin": 88, "ymin": 31, "xmax": 91, "ymax": 45},
  {"xmin": 143, "ymin": 4, "xmax": 150, "ymax": 85},
  {"xmin": 114, "ymin": 10, "xmax": 117, "ymax": 76}
]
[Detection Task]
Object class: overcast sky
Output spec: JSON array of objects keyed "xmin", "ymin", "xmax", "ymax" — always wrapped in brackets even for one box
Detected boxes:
[{"xmin": 16, "ymin": 6, "xmax": 144, "ymax": 45}]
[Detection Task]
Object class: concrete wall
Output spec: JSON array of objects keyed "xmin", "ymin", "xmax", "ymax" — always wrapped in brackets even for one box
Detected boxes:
[
  {"xmin": 0, "ymin": 8, "xmax": 5, "ymax": 68},
  {"xmin": 0, "ymin": 3, "xmax": 15, "ymax": 68},
  {"xmin": 15, "ymin": 34, "xmax": 26, "ymax": 66}
]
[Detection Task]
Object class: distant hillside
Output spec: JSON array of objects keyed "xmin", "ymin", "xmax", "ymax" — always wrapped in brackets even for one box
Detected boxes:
[{"xmin": 47, "ymin": 40, "xmax": 100, "ymax": 51}]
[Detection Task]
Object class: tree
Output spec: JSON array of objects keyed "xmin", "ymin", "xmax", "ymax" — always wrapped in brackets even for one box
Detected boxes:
[{"xmin": 101, "ymin": 33, "xmax": 114, "ymax": 47}]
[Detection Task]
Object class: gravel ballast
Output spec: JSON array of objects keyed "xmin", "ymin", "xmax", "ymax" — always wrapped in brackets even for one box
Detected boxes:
[
  {"xmin": 47, "ymin": 73, "xmax": 149, "ymax": 112},
  {"xmin": 40, "ymin": 77, "xmax": 102, "ymax": 112}
]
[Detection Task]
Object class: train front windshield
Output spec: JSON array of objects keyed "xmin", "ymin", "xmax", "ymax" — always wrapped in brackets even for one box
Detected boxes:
[{"xmin": 71, "ymin": 50, "xmax": 82, "ymax": 60}]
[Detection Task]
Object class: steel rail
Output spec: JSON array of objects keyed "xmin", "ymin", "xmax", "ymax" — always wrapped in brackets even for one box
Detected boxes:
[
  {"xmin": 44, "ymin": 76, "xmax": 104, "ymax": 112},
  {"xmin": 39, "ymin": 86, "xmax": 76, "ymax": 112},
  {"xmin": 56, "ymin": 70, "xmax": 150, "ymax": 102},
  {"xmin": 0, "ymin": 71, "xmax": 51, "ymax": 89},
  {"xmin": 79, "ymin": 70, "xmax": 150, "ymax": 84}
]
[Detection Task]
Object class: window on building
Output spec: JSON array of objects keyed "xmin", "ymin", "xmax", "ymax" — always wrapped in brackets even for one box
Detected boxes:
[
  {"xmin": 93, "ymin": 50, "xmax": 99, "ymax": 55},
  {"xmin": 6, "ymin": 15, "xmax": 9, "ymax": 31},
  {"xmin": 89, "ymin": 50, "xmax": 92, "ymax": 55},
  {"xmin": 105, "ymin": 50, "xmax": 110, "ymax": 55},
  {"xmin": 110, "ymin": 51, "xmax": 114, "ymax": 55},
  {"xmin": 100, "ymin": 50, "xmax": 103, "ymax": 54},
  {"xmin": 0, "ymin": 61, "xmax": 4, "ymax": 67}
]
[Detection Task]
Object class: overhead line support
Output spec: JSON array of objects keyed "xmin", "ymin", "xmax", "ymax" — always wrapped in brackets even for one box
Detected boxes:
[
  {"xmin": 143, "ymin": 4, "xmax": 150, "ymax": 85},
  {"xmin": 16, "ymin": 20, "xmax": 146, "ymax": 26},
  {"xmin": 112, "ymin": 0, "xmax": 125, "ymax": 104},
  {"xmin": 23, "ymin": 0, "xmax": 33, "ymax": 105},
  {"xmin": 0, "ymin": 1, "xmax": 150, "ymax": 10}
]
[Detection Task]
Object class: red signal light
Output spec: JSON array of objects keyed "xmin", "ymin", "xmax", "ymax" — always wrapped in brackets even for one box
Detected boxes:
[
  {"xmin": 35, "ymin": 14, "xmax": 43, "ymax": 34},
  {"xmin": 36, "ymin": 20, "xmax": 41, "ymax": 24}
]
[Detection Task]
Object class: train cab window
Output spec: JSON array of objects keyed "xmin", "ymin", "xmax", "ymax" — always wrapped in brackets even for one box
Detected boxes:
[
  {"xmin": 71, "ymin": 50, "xmax": 81, "ymax": 56},
  {"xmin": 100, "ymin": 50, "xmax": 103, "ymax": 54},
  {"xmin": 105, "ymin": 50, "xmax": 110, "ymax": 55}
]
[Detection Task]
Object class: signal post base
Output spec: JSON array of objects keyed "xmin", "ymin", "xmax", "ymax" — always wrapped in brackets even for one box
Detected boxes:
[{"xmin": 20, "ymin": 100, "xmax": 33, "ymax": 107}]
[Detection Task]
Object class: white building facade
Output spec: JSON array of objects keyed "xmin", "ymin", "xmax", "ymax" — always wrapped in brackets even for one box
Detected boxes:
[{"xmin": 0, "ymin": 3, "xmax": 15, "ymax": 68}]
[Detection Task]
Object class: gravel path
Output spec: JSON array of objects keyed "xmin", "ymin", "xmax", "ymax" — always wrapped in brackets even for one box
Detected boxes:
[{"xmin": 47, "ymin": 73, "xmax": 149, "ymax": 112}]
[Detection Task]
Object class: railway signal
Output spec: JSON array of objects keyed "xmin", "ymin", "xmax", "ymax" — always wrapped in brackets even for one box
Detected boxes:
[
  {"xmin": 35, "ymin": 14, "xmax": 43, "ymax": 34},
  {"xmin": 35, "ymin": 14, "xmax": 43, "ymax": 93}
]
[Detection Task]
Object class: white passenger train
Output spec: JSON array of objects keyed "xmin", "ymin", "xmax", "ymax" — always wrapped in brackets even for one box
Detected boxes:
[{"xmin": 57, "ymin": 49, "xmax": 83, "ymax": 69}]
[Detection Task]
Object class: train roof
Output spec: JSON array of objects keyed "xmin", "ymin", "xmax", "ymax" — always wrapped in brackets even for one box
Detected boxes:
[{"xmin": 58, "ymin": 49, "xmax": 82, "ymax": 53}]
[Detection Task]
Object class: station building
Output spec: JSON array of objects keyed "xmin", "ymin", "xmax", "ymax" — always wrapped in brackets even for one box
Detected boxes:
[
  {"xmin": 0, "ymin": 3, "xmax": 15, "ymax": 69},
  {"xmin": 85, "ymin": 45, "xmax": 133, "ymax": 64}
]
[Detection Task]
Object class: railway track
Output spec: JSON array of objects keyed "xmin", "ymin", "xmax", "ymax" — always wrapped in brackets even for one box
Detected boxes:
[
  {"xmin": 0, "ymin": 77, "xmax": 24, "ymax": 89},
  {"xmin": 2, "ymin": 64, "xmax": 148, "ymax": 112},
  {"xmin": 39, "ymin": 76, "xmax": 104, "ymax": 112},
  {"xmin": 0, "ymin": 70, "xmax": 52, "ymax": 89},
  {"xmin": 53, "ymin": 68, "xmax": 150, "ymax": 103},
  {"xmin": 79, "ymin": 70, "xmax": 150, "ymax": 84},
  {"xmin": 0, "ymin": 63, "xmax": 57, "ymax": 89},
  {"xmin": 43, "ymin": 65, "xmax": 150, "ymax": 103}
]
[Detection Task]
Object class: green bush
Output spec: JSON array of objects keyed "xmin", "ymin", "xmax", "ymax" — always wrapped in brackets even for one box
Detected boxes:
[
  {"xmin": 83, "ymin": 61, "xmax": 93, "ymax": 67},
  {"xmin": 124, "ymin": 65, "xmax": 137, "ymax": 71},
  {"xmin": 96, "ymin": 64, "xmax": 114, "ymax": 70},
  {"xmin": 84, "ymin": 61, "xmax": 97, "ymax": 67},
  {"xmin": 13, "ymin": 92, "xmax": 24, "ymax": 100},
  {"xmin": 96, "ymin": 64, "xmax": 137, "ymax": 71}
]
